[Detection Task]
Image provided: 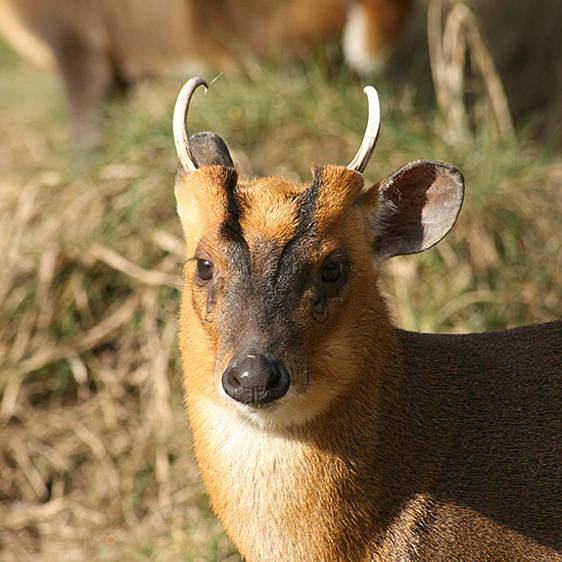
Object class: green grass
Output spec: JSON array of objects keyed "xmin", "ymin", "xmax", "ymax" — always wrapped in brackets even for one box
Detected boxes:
[{"xmin": 0, "ymin": 37, "xmax": 560, "ymax": 561}]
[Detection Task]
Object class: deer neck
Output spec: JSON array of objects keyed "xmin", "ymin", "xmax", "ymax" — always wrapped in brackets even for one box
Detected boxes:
[{"xmin": 187, "ymin": 326, "xmax": 457, "ymax": 561}]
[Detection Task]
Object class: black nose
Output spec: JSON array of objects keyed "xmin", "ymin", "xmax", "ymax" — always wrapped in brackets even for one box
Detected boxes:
[{"xmin": 222, "ymin": 354, "xmax": 290, "ymax": 405}]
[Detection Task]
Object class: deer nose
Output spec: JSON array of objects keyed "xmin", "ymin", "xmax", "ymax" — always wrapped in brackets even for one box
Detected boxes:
[{"xmin": 222, "ymin": 354, "xmax": 290, "ymax": 405}]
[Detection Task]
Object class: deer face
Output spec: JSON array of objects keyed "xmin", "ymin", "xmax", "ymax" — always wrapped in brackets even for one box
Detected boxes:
[
  {"xmin": 176, "ymin": 163, "xmax": 384, "ymax": 427},
  {"xmin": 174, "ymin": 79, "xmax": 464, "ymax": 428}
]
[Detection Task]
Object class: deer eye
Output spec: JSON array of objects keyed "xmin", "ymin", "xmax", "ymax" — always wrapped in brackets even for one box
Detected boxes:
[
  {"xmin": 321, "ymin": 262, "xmax": 343, "ymax": 284},
  {"xmin": 196, "ymin": 258, "xmax": 214, "ymax": 282},
  {"xmin": 318, "ymin": 255, "xmax": 348, "ymax": 297}
]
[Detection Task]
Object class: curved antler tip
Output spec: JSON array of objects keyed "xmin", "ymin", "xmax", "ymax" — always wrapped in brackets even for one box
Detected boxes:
[
  {"xmin": 188, "ymin": 76, "xmax": 209, "ymax": 90},
  {"xmin": 173, "ymin": 77, "xmax": 210, "ymax": 173},
  {"xmin": 362, "ymin": 85, "xmax": 380, "ymax": 105},
  {"xmin": 346, "ymin": 84, "xmax": 382, "ymax": 174}
]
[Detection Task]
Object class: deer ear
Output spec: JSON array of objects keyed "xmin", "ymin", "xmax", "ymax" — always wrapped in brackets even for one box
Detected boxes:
[
  {"xmin": 188, "ymin": 132, "xmax": 234, "ymax": 168},
  {"xmin": 369, "ymin": 160, "xmax": 464, "ymax": 262}
]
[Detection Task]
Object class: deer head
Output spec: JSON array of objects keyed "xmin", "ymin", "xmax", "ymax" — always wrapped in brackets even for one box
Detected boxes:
[{"xmin": 174, "ymin": 78, "xmax": 464, "ymax": 429}]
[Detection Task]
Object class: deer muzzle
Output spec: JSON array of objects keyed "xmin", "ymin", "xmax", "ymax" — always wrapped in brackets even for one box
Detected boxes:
[{"xmin": 222, "ymin": 353, "xmax": 291, "ymax": 406}]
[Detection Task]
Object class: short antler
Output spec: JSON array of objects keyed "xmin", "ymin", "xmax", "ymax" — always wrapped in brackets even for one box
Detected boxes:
[
  {"xmin": 346, "ymin": 86, "xmax": 381, "ymax": 174},
  {"xmin": 173, "ymin": 77, "xmax": 208, "ymax": 173},
  {"xmin": 175, "ymin": 78, "xmax": 378, "ymax": 174}
]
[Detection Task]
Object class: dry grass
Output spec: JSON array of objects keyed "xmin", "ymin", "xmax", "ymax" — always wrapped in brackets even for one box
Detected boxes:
[
  {"xmin": 0, "ymin": 48, "xmax": 238, "ymax": 561},
  {"xmin": 427, "ymin": 0, "xmax": 514, "ymax": 142},
  {"xmin": 0, "ymin": 32, "xmax": 560, "ymax": 561}
]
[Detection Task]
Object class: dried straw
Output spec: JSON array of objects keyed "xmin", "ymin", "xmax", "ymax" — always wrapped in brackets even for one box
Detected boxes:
[{"xmin": 427, "ymin": 0, "xmax": 515, "ymax": 141}]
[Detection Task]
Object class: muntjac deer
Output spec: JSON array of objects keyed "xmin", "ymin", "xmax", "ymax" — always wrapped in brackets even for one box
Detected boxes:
[{"xmin": 173, "ymin": 78, "xmax": 561, "ymax": 561}]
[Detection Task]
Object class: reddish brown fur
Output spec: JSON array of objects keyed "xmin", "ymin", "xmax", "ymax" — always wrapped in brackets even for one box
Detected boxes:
[{"xmin": 175, "ymin": 162, "xmax": 561, "ymax": 561}]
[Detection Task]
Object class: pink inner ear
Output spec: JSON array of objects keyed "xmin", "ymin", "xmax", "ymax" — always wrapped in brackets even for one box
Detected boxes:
[
  {"xmin": 374, "ymin": 161, "xmax": 464, "ymax": 260},
  {"xmin": 421, "ymin": 171, "xmax": 466, "ymax": 247}
]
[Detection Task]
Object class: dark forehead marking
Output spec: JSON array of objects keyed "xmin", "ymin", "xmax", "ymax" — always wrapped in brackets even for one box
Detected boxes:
[
  {"xmin": 218, "ymin": 167, "xmax": 242, "ymax": 242},
  {"xmin": 296, "ymin": 166, "xmax": 323, "ymax": 237},
  {"xmin": 218, "ymin": 167, "xmax": 250, "ymax": 270},
  {"xmin": 217, "ymin": 167, "xmax": 324, "ymax": 280},
  {"xmin": 276, "ymin": 166, "xmax": 323, "ymax": 271}
]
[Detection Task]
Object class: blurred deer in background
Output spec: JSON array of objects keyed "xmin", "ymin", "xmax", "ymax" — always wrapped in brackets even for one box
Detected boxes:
[
  {"xmin": 173, "ymin": 77, "xmax": 561, "ymax": 561},
  {"xmin": 0, "ymin": 0, "xmax": 412, "ymax": 150}
]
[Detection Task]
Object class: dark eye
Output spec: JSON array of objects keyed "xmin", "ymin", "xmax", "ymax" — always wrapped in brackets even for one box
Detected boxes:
[
  {"xmin": 318, "ymin": 256, "xmax": 348, "ymax": 299},
  {"xmin": 196, "ymin": 258, "xmax": 214, "ymax": 282},
  {"xmin": 321, "ymin": 261, "xmax": 344, "ymax": 284}
]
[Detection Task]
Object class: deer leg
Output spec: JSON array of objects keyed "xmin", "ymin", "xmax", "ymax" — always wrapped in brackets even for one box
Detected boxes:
[{"xmin": 52, "ymin": 29, "xmax": 113, "ymax": 151}]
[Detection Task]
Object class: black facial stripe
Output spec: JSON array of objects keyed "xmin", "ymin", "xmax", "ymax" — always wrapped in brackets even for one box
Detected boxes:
[
  {"xmin": 277, "ymin": 166, "xmax": 323, "ymax": 274},
  {"xmin": 296, "ymin": 165, "xmax": 322, "ymax": 237},
  {"xmin": 218, "ymin": 167, "xmax": 251, "ymax": 272},
  {"xmin": 219, "ymin": 167, "xmax": 243, "ymax": 243}
]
